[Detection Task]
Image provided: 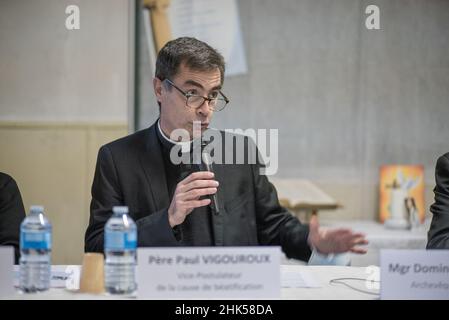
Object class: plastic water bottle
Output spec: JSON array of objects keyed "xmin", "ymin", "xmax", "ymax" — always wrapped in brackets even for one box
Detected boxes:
[
  {"xmin": 19, "ymin": 205, "xmax": 52, "ymax": 293},
  {"xmin": 104, "ymin": 206, "xmax": 137, "ymax": 294}
]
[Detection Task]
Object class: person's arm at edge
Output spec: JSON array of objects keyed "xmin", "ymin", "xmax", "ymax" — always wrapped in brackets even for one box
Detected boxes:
[
  {"xmin": 84, "ymin": 145, "xmax": 179, "ymax": 253},
  {"xmin": 0, "ymin": 173, "xmax": 26, "ymax": 264},
  {"xmin": 427, "ymin": 153, "xmax": 449, "ymax": 249}
]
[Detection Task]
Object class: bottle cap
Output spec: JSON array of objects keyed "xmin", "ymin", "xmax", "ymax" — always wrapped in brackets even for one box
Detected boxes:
[
  {"xmin": 29, "ymin": 205, "xmax": 44, "ymax": 214},
  {"xmin": 112, "ymin": 206, "xmax": 128, "ymax": 215}
]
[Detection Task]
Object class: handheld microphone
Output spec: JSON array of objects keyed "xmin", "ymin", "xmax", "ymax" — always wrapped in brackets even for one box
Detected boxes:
[
  {"xmin": 179, "ymin": 163, "xmax": 193, "ymax": 182},
  {"xmin": 201, "ymin": 150, "xmax": 220, "ymax": 215}
]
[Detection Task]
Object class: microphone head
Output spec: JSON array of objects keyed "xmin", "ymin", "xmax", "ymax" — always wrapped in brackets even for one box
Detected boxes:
[
  {"xmin": 201, "ymin": 151, "xmax": 212, "ymax": 166},
  {"xmin": 201, "ymin": 139, "xmax": 209, "ymax": 148}
]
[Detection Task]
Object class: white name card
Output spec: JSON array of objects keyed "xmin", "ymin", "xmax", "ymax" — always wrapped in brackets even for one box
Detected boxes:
[
  {"xmin": 381, "ymin": 249, "xmax": 449, "ymax": 300},
  {"xmin": 137, "ymin": 247, "xmax": 280, "ymax": 299},
  {"xmin": 0, "ymin": 246, "xmax": 15, "ymax": 298}
]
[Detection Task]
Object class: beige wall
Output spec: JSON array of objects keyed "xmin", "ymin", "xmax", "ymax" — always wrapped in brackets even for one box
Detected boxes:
[
  {"xmin": 0, "ymin": 122, "xmax": 127, "ymax": 264},
  {"xmin": 0, "ymin": 0, "xmax": 131, "ymax": 122},
  {"xmin": 0, "ymin": 0, "xmax": 132, "ymax": 264}
]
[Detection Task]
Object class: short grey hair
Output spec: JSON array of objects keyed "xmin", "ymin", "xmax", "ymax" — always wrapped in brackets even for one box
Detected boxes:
[{"xmin": 155, "ymin": 37, "xmax": 225, "ymax": 85}]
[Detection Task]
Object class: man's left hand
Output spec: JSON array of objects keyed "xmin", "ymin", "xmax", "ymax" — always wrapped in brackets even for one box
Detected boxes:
[{"xmin": 307, "ymin": 215, "xmax": 369, "ymax": 254}]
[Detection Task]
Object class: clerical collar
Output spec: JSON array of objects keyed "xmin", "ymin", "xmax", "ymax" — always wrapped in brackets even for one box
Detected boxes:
[{"xmin": 157, "ymin": 119, "xmax": 192, "ymax": 153}]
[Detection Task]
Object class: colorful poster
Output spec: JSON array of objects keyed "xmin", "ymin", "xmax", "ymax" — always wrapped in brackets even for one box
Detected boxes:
[{"xmin": 379, "ymin": 165, "xmax": 425, "ymax": 227}]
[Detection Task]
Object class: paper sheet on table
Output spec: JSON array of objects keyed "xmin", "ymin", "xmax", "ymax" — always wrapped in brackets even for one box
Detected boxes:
[
  {"xmin": 13, "ymin": 265, "xmax": 81, "ymax": 289},
  {"xmin": 281, "ymin": 270, "xmax": 322, "ymax": 288}
]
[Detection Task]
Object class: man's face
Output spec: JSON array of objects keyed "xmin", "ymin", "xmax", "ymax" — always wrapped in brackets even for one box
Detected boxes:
[{"xmin": 154, "ymin": 63, "xmax": 222, "ymax": 140}]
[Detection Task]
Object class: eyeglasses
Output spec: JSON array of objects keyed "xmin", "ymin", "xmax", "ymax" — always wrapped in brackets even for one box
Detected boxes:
[{"xmin": 164, "ymin": 78, "xmax": 229, "ymax": 112}]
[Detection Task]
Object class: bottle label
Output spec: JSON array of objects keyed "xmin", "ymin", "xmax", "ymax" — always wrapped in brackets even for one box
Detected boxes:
[
  {"xmin": 20, "ymin": 231, "xmax": 51, "ymax": 250},
  {"xmin": 105, "ymin": 231, "xmax": 137, "ymax": 250}
]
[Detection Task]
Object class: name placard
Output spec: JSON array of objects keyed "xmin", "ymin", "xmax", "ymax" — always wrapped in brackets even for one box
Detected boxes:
[
  {"xmin": 0, "ymin": 246, "xmax": 15, "ymax": 298},
  {"xmin": 137, "ymin": 247, "xmax": 280, "ymax": 299},
  {"xmin": 381, "ymin": 249, "xmax": 449, "ymax": 300}
]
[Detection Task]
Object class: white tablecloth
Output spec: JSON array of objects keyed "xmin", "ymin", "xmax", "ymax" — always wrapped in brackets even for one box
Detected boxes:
[{"xmin": 3, "ymin": 265, "xmax": 379, "ymax": 300}]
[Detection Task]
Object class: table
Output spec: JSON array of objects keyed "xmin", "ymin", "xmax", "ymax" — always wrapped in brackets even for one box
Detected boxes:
[
  {"xmin": 3, "ymin": 265, "xmax": 379, "ymax": 300},
  {"xmin": 281, "ymin": 265, "xmax": 378, "ymax": 300}
]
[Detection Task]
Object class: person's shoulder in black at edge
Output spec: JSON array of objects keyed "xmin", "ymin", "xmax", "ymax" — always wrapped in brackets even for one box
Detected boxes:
[
  {"xmin": 0, "ymin": 172, "xmax": 26, "ymax": 264},
  {"xmin": 427, "ymin": 152, "xmax": 449, "ymax": 249}
]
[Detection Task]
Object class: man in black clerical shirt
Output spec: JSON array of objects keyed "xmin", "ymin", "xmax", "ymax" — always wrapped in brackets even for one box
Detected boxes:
[{"xmin": 85, "ymin": 37, "xmax": 368, "ymax": 262}]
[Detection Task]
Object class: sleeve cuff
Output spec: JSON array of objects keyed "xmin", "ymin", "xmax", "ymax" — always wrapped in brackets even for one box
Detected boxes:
[{"xmin": 308, "ymin": 249, "xmax": 351, "ymax": 266}]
